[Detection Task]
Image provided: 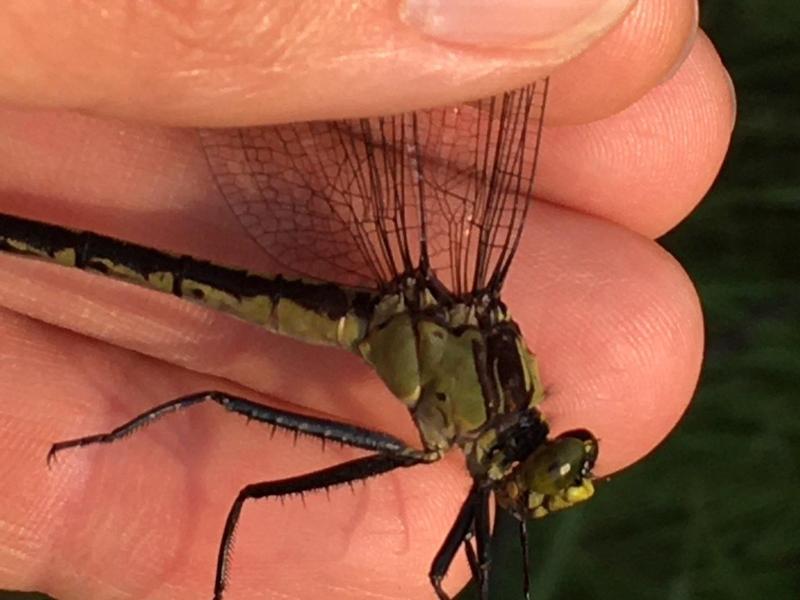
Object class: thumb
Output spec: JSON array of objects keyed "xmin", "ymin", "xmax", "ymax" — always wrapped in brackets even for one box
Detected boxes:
[{"xmin": 0, "ymin": 0, "xmax": 634, "ymax": 126}]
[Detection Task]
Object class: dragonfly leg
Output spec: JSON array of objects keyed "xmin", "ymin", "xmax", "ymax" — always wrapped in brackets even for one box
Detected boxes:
[
  {"xmin": 464, "ymin": 534, "xmax": 480, "ymax": 581},
  {"xmin": 429, "ymin": 484, "xmax": 489, "ymax": 600},
  {"xmin": 213, "ymin": 453, "xmax": 424, "ymax": 600},
  {"xmin": 473, "ymin": 488, "xmax": 492, "ymax": 599},
  {"xmin": 453, "ymin": 502, "xmax": 492, "ymax": 600},
  {"xmin": 519, "ymin": 519, "xmax": 532, "ymax": 600},
  {"xmin": 48, "ymin": 390, "xmax": 430, "ymax": 464}
]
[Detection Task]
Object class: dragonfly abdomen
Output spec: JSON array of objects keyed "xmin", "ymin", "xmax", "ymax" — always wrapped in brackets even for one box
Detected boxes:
[{"xmin": 0, "ymin": 212, "xmax": 373, "ymax": 350}]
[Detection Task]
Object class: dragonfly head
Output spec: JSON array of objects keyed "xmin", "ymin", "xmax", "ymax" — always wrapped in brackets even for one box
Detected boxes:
[{"xmin": 495, "ymin": 428, "xmax": 599, "ymax": 519}]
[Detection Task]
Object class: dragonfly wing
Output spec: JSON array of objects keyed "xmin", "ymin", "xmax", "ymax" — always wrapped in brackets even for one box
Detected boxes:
[{"xmin": 199, "ymin": 79, "xmax": 548, "ymax": 297}]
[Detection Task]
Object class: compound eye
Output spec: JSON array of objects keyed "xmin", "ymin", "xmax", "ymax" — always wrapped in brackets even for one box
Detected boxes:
[
  {"xmin": 556, "ymin": 428, "xmax": 595, "ymax": 444},
  {"xmin": 547, "ymin": 459, "xmax": 574, "ymax": 482},
  {"xmin": 555, "ymin": 429, "xmax": 599, "ymax": 473}
]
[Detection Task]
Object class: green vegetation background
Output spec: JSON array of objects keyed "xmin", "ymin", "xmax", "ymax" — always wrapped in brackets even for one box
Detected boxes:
[{"xmin": 3, "ymin": 3, "xmax": 798, "ymax": 599}]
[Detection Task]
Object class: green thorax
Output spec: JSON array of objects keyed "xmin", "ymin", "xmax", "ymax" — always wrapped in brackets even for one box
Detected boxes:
[{"xmin": 357, "ymin": 276, "xmax": 547, "ymax": 478}]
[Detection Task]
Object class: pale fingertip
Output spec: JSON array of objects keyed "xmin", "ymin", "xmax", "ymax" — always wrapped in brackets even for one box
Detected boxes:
[
  {"xmin": 400, "ymin": 0, "xmax": 636, "ymax": 49},
  {"xmin": 721, "ymin": 64, "xmax": 737, "ymax": 134},
  {"xmin": 546, "ymin": 0, "xmax": 702, "ymax": 125},
  {"xmin": 655, "ymin": 0, "xmax": 700, "ymax": 86}
]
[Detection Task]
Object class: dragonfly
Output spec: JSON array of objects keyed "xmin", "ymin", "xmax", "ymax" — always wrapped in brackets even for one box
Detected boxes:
[{"xmin": 0, "ymin": 78, "xmax": 599, "ymax": 599}]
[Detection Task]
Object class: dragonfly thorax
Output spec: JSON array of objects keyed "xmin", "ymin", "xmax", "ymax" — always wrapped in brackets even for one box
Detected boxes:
[{"xmin": 358, "ymin": 280, "xmax": 546, "ymax": 450}]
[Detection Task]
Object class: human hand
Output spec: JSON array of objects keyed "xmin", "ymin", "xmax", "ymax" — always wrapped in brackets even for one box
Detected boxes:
[{"xmin": 0, "ymin": 1, "xmax": 733, "ymax": 599}]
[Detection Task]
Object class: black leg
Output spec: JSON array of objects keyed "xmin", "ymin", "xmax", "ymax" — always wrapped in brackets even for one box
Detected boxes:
[
  {"xmin": 214, "ymin": 453, "xmax": 424, "ymax": 600},
  {"xmin": 48, "ymin": 390, "xmax": 430, "ymax": 463},
  {"xmin": 463, "ymin": 533, "xmax": 480, "ymax": 585},
  {"xmin": 429, "ymin": 483, "xmax": 482, "ymax": 600},
  {"xmin": 473, "ymin": 488, "xmax": 492, "ymax": 600},
  {"xmin": 520, "ymin": 519, "xmax": 531, "ymax": 600}
]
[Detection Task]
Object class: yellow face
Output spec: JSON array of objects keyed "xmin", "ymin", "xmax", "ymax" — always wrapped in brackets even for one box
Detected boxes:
[{"xmin": 495, "ymin": 429, "xmax": 599, "ymax": 519}]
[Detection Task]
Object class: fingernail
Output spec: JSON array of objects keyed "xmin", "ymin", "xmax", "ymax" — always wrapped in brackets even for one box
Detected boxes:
[
  {"xmin": 657, "ymin": 0, "xmax": 699, "ymax": 85},
  {"xmin": 722, "ymin": 67, "xmax": 737, "ymax": 133},
  {"xmin": 400, "ymin": 0, "xmax": 636, "ymax": 48}
]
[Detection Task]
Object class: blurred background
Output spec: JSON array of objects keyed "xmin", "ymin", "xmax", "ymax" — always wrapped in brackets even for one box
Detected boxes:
[{"xmin": 3, "ymin": 2, "xmax": 798, "ymax": 600}]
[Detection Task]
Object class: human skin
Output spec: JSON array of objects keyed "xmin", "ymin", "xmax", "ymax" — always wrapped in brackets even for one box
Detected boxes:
[{"xmin": 0, "ymin": 1, "xmax": 733, "ymax": 599}]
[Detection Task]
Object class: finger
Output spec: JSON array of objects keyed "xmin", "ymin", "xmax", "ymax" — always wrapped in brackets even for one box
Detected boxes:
[
  {"xmin": 0, "ymin": 202, "xmax": 701, "ymax": 599},
  {"xmin": 548, "ymin": 0, "xmax": 699, "ymax": 124},
  {"xmin": 0, "ymin": 0, "xmax": 638, "ymax": 125},
  {"xmin": 0, "ymin": 31, "xmax": 733, "ymax": 252},
  {"xmin": 0, "ymin": 174, "xmax": 701, "ymax": 472},
  {"xmin": 0, "ymin": 310, "xmax": 473, "ymax": 599},
  {"xmin": 0, "ymin": 201, "xmax": 701, "ymax": 474},
  {"xmin": 539, "ymin": 32, "xmax": 736, "ymax": 237},
  {"xmin": 507, "ymin": 203, "xmax": 703, "ymax": 472}
]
